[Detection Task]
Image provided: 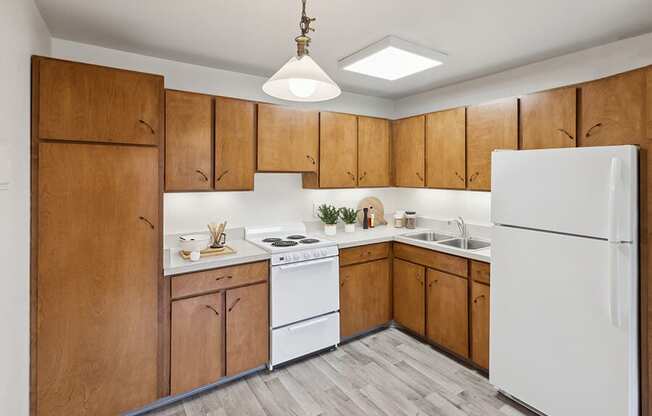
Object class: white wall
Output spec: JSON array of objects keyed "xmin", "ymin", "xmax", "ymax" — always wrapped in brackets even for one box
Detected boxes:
[
  {"xmin": 0, "ymin": 1, "xmax": 50, "ymax": 415},
  {"xmin": 395, "ymin": 32, "xmax": 652, "ymax": 118}
]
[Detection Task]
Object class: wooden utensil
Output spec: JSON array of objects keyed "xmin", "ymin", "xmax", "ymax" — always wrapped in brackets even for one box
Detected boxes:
[{"xmin": 356, "ymin": 197, "xmax": 387, "ymax": 226}]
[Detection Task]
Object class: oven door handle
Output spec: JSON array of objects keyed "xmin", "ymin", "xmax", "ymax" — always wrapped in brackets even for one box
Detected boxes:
[{"xmin": 278, "ymin": 257, "xmax": 337, "ymax": 271}]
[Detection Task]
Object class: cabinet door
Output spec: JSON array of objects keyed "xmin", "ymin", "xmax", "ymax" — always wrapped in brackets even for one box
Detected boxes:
[
  {"xmin": 171, "ymin": 293, "xmax": 224, "ymax": 394},
  {"xmin": 257, "ymin": 104, "xmax": 319, "ymax": 172},
  {"xmin": 466, "ymin": 98, "xmax": 518, "ymax": 190},
  {"xmin": 226, "ymin": 283, "xmax": 269, "ymax": 376},
  {"xmin": 340, "ymin": 259, "xmax": 392, "ymax": 338},
  {"xmin": 427, "ymin": 269, "xmax": 469, "ymax": 358},
  {"xmin": 580, "ymin": 69, "xmax": 647, "ymax": 147},
  {"xmin": 319, "ymin": 112, "xmax": 358, "ymax": 188},
  {"xmin": 471, "ymin": 281, "xmax": 490, "ymax": 369},
  {"xmin": 520, "ymin": 87, "xmax": 576, "ymax": 150},
  {"xmin": 393, "ymin": 116, "xmax": 425, "ymax": 187},
  {"xmin": 37, "ymin": 143, "xmax": 159, "ymax": 415},
  {"xmin": 358, "ymin": 117, "xmax": 391, "ymax": 187},
  {"xmin": 165, "ymin": 90, "xmax": 213, "ymax": 191},
  {"xmin": 426, "ymin": 108, "xmax": 466, "ymax": 189},
  {"xmin": 393, "ymin": 258, "xmax": 425, "ymax": 336},
  {"xmin": 38, "ymin": 58, "xmax": 162, "ymax": 145},
  {"xmin": 215, "ymin": 97, "xmax": 256, "ymax": 190}
]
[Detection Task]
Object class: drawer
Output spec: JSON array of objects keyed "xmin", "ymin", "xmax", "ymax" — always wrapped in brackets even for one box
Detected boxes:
[
  {"xmin": 471, "ymin": 260, "xmax": 490, "ymax": 285},
  {"xmin": 271, "ymin": 312, "xmax": 340, "ymax": 366},
  {"xmin": 172, "ymin": 261, "xmax": 268, "ymax": 299},
  {"xmin": 339, "ymin": 242, "xmax": 390, "ymax": 266},
  {"xmin": 393, "ymin": 243, "xmax": 468, "ymax": 278}
]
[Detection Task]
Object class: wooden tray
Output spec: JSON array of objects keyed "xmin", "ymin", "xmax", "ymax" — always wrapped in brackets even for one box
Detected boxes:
[
  {"xmin": 179, "ymin": 245, "xmax": 236, "ymax": 260},
  {"xmin": 357, "ymin": 196, "xmax": 388, "ymax": 226}
]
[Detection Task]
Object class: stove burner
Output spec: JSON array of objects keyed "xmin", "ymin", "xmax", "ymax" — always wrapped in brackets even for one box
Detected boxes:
[
  {"xmin": 286, "ymin": 235, "xmax": 306, "ymax": 240},
  {"xmin": 262, "ymin": 238, "xmax": 282, "ymax": 243},
  {"xmin": 271, "ymin": 240, "xmax": 298, "ymax": 247},
  {"xmin": 300, "ymin": 238, "xmax": 320, "ymax": 244}
]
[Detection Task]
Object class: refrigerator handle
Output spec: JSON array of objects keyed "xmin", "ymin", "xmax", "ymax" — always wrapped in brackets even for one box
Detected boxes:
[{"xmin": 607, "ymin": 157, "xmax": 622, "ymax": 328}]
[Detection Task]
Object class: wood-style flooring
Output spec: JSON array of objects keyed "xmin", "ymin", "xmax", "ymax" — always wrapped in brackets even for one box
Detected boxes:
[{"xmin": 147, "ymin": 328, "xmax": 534, "ymax": 416}]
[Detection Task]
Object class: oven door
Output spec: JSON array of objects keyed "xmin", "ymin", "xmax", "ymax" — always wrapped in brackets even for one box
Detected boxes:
[{"xmin": 271, "ymin": 255, "xmax": 339, "ymax": 328}]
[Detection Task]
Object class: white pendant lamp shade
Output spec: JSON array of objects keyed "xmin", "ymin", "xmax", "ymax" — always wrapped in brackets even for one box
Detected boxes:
[{"xmin": 263, "ymin": 55, "xmax": 341, "ymax": 102}]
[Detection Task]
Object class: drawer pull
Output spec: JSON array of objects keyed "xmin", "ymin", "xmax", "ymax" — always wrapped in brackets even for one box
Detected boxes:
[
  {"xmin": 195, "ymin": 169, "xmax": 209, "ymax": 182},
  {"xmin": 585, "ymin": 122, "xmax": 603, "ymax": 138},
  {"xmin": 306, "ymin": 155, "xmax": 316, "ymax": 165},
  {"xmin": 473, "ymin": 294, "xmax": 486, "ymax": 304},
  {"xmin": 216, "ymin": 170, "xmax": 230, "ymax": 182},
  {"xmin": 289, "ymin": 317, "xmax": 329, "ymax": 331},
  {"xmin": 228, "ymin": 297, "xmax": 241, "ymax": 312},
  {"xmin": 454, "ymin": 171, "xmax": 465, "ymax": 182},
  {"xmin": 557, "ymin": 128, "xmax": 574, "ymax": 141},
  {"xmin": 138, "ymin": 119, "xmax": 155, "ymax": 134},
  {"xmin": 346, "ymin": 171, "xmax": 356, "ymax": 181},
  {"xmin": 359, "ymin": 171, "xmax": 367, "ymax": 181},
  {"xmin": 138, "ymin": 216, "xmax": 155, "ymax": 229},
  {"xmin": 215, "ymin": 275, "xmax": 233, "ymax": 282},
  {"xmin": 205, "ymin": 305, "xmax": 220, "ymax": 316},
  {"xmin": 416, "ymin": 172, "xmax": 424, "ymax": 182},
  {"xmin": 469, "ymin": 171, "xmax": 480, "ymax": 182}
]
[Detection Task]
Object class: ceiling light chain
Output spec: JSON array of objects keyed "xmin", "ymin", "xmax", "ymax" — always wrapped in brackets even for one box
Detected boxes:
[{"xmin": 296, "ymin": 0, "xmax": 315, "ymax": 58}]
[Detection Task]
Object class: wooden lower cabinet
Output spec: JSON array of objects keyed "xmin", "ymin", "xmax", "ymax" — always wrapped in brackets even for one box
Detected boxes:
[
  {"xmin": 226, "ymin": 283, "xmax": 269, "ymax": 376},
  {"xmin": 393, "ymin": 258, "xmax": 426, "ymax": 336},
  {"xmin": 171, "ymin": 293, "xmax": 224, "ymax": 395},
  {"xmin": 426, "ymin": 269, "xmax": 469, "ymax": 358},
  {"xmin": 471, "ymin": 281, "xmax": 490, "ymax": 369},
  {"xmin": 340, "ymin": 258, "xmax": 392, "ymax": 337}
]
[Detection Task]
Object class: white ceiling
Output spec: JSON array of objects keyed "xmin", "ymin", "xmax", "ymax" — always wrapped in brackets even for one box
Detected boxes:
[{"xmin": 36, "ymin": 0, "xmax": 652, "ymax": 99}]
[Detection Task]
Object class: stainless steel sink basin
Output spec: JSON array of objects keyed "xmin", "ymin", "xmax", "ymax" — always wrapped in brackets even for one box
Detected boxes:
[
  {"xmin": 404, "ymin": 232, "xmax": 454, "ymax": 242},
  {"xmin": 438, "ymin": 238, "xmax": 491, "ymax": 250}
]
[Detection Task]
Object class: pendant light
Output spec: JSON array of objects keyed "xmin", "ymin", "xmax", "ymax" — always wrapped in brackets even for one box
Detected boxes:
[{"xmin": 263, "ymin": 0, "xmax": 341, "ymax": 102}]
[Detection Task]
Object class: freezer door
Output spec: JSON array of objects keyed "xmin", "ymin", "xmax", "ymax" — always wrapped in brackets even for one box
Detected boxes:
[
  {"xmin": 490, "ymin": 225, "xmax": 638, "ymax": 416},
  {"xmin": 492, "ymin": 145, "xmax": 637, "ymax": 240}
]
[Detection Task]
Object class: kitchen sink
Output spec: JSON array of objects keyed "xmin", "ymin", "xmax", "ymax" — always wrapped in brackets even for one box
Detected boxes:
[
  {"xmin": 404, "ymin": 232, "xmax": 454, "ymax": 242},
  {"xmin": 438, "ymin": 238, "xmax": 491, "ymax": 250}
]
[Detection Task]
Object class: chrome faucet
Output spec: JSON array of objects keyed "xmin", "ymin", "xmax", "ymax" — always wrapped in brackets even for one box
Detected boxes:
[{"xmin": 449, "ymin": 216, "xmax": 468, "ymax": 241}]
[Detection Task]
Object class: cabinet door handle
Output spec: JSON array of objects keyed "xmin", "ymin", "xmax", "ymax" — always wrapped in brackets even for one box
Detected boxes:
[
  {"xmin": 205, "ymin": 305, "xmax": 220, "ymax": 316},
  {"xmin": 215, "ymin": 275, "xmax": 233, "ymax": 282},
  {"xmin": 346, "ymin": 171, "xmax": 356, "ymax": 182},
  {"xmin": 454, "ymin": 171, "xmax": 465, "ymax": 182},
  {"xmin": 557, "ymin": 128, "xmax": 574, "ymax": 141},
  {"xmin": 473, "ymin": 294, "xmax": 486, "ymax": 304},
  {"xmin": 469, "ymin": 171, "xmax": 480, "ymax": 183},
  {"xmin": 416, "ymin": 172, "xmax": 424, "ymax": 182},
  {"xmin": 138, "ymin": 216, "xmax": 155, "ymax": 229},
  {"xmin": 228, "ymin": 297, "xmax": 241, "ymax": 312},
  {"xmin": 306, "ymin": 155, "xmax": 316, "ymax": 165},
  {"xmin": 359, "ymin": 171, "xmax": 367, "ymax": 181},
  {"xmin": 216, "ymin": 170, "xmax": 230, "ymax": 182},
  {"xmin": 138, "ymin": 119, "xmax": 155, "ymax": 134},
  {"xmin": 195, "ymin": 169, "xmax": 209, "ymax": 182},
  {"xmin": 585, "ymin": 123, "xmax": 603, "ymax": 138}
]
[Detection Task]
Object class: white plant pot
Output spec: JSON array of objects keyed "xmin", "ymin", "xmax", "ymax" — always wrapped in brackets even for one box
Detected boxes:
[
  {"xmin": 344, "ymin": 223, "xmax": 356, "ymax": 233},
  {"xmin": 324, "ymin": 224, "xmax": 337, "ymax": 236}
]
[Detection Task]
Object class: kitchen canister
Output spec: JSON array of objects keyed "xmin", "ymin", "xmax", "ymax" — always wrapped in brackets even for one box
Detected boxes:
[
  {"xmin": 405, "ymin": 211, "xmax": 417, "ymax": 229},
  {"xmin": 394, "ymin": 210, "xmax": 405, "ymax": 228}
]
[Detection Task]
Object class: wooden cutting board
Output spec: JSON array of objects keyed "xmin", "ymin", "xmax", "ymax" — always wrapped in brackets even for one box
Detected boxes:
[
  {"xmin": 179, "ymin": 245, "xmax": 236, "ymax": 260},
  {"xmin": 357, "ymin": 197, "xmax": 387, "ymax": 226}
]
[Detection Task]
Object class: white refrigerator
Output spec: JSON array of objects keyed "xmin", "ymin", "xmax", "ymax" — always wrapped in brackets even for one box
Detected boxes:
[{"xmin": 490, "ymin": 145, "xmax": 639, "ymax": 416}]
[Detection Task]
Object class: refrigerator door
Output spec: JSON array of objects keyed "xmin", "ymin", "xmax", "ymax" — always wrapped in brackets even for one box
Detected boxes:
[
  {"xmin": 492, "ymin": 145, "xmax": 637, "ymax": 240},
  {"xmin": 491, "ymin": 225, "xmax": 638, "ymax": 416}
]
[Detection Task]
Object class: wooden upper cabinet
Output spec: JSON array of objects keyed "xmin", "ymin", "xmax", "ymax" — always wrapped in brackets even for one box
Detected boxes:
[
  {"xmin": 647, "ymin": 68, "xmax": 652, "ymax": 139},
  {"xmin": 257, "ymin": 104, "xmax": 319, "ymax": 172},
  {"xmin": 215, "ymin": 97, "xmax": 257, "ymax": 190},
  {"xmin": 579, "ymin": 69, "xmax": 647, "ymax": 147},
  {"xmin": 471, "ymin": 281, "xmax": 490, "ymax": 369},
  {"xmin": 171, "ymin": 293, "xmax": 224, "ymax": 395},
  {"xmin": 37, "ymin": 57, "xmax": 162, "ymax": 145},
  {"xmin": 466, "ymin": 98, "xmax": 518, "ymax": 191},
  {"xmin": 426, "ymin": 269, "xmax": 469, "ymax": 358},
  {"xmin": 319, "ymin": 112, "xmax": 358, "ymax": 188},
  {"xmin": 358, "ymin": 117, "xmax": 391, "ymax": 187},
  {"xmin": 165, "ymin": 90, "xmax": 213, "ymax": 191},
  {"xmin": 226, "ymin": 283, "xmax": 269, "ymax": 376},
  {"xmin": 520, "ymin": 87, "xmax": 577, "ymax": 150},
  {"xmin": 426, "ymin": 108, "xmax": 466, "ymax": 189},
  {"xmin": 393, "ymin": 258, "xmax": 426, "ymax": 336},
  {"xmin": 393, "ymin": 116, "xmax": 425, "ymax": 187}
]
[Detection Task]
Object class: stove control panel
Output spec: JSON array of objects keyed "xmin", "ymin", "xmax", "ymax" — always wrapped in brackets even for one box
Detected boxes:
[{"xmin": 271, "ymin": 245, "xmax": 339, "ymax": 265}]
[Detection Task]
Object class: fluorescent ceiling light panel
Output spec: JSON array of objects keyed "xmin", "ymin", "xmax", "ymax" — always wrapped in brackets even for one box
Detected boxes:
[{"xmin": 339, "ymin": 36, "xmax": 446, "ymax": 81}]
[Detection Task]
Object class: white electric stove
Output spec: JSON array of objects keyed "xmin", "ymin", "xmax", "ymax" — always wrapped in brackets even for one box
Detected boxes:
[{"xmin": 245, "ymin": 223, "xmax": 340, "ymax": 369}]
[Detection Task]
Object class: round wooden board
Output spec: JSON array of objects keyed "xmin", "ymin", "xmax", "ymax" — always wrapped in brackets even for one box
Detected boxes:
[{"xmin": 356, "ymin": 197, "xmax": 387, "ymax": 226}]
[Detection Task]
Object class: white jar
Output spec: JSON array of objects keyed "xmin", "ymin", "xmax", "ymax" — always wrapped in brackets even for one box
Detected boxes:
[{"xmin": 394, "ymin": 210, "xmax": 405, "ymax": 228}]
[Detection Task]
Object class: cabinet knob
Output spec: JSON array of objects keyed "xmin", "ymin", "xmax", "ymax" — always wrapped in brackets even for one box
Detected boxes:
[
  {"xmin": 138, "ymin": 119, "xmax": 155, "ymax": 134},
  {"xmin": 195, "ymin": 169, "xmax": 209, "ymax": 182},
  {"xmin": 585, "ymin": 123, "xmax": 603, "ymax": 138}
]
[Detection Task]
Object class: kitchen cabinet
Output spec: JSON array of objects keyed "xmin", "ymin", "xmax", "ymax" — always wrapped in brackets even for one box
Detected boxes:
[
  {"xmin": 579, "ymin": 69, "xmax": 647, "ymax": 146},
  {"xmin": 426, "ymin": 269, "xmax": 469, "ymax": 358},
  {"xmin": 38, "ymin": 57, "xmax": 162, "ymax": 145},
  {"xmin": 257, "ymin": 103, "xmax": 319, "ymax": 172},
  {"xmin": 318, "ymin": 112, "xmax": 358, "ymax": 188},
  {"xmin": 393, "ymin": 115, "xmax": 425, "ymax": 187},
  {"xmin": 215, "ymin": 97, "xmax": 257, "ymax": 190},
  {"xmin": 358, "ymin": 116, "xmax": 391, "ymax": 187},
  {"xmin": 171, "ymin": 293, "xmax": 224, "ymax": 395},
  {"xmin": 165, "ymin": 90, "xmax": 213, "ymax": 191},
  {"xmin": 520, "ymin": 87, "xmax": 577, "ymax": 149},
  {"xmin": 226, "ymin": 282, "xmax": 269, "ymax": 376},
  {"xmin": 426, "ymin": 108, "xmax": 466, "ymax": 189},
  {"xmin": 393, "ymin": 242, "xmax": 468, "ymax": 278},
  {"xmin": 36, "ymin": 142, "xmax": 160, "ymax": 415},
  {"xmin": 466, "ymin": 98, "xmax": 518, "ymax": 191},
  {"xmin": 471, "ymin": 280, "xmax": 490, "ymax": 370},
  {"xmin": 393, "ymin": 258, "xmax": 426, "ymax": 336},
  {"xmin": 340, "ymin": 257, "xmax": 392, "ymax": 338},
  {"xmin": 339, "ymin": 242, "xmax": 390, "ymax": 266}
]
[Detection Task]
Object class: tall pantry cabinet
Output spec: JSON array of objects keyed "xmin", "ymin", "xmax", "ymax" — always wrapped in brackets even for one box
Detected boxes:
[{"xmin": 31, "ymin": 57, "xmax": 164, "ymax": 416}]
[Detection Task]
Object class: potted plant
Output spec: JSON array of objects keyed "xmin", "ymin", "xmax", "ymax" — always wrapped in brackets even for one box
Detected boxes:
[
  {"xmin": 339, "ymin": 207, "xmax": 359, "ymax": 233},
  {"xmin": 317, "ymin": 204, "xmax": 339, "ymax": 236}
]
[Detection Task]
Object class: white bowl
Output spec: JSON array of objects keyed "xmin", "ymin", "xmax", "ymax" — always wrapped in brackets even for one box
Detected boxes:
[{"xmin": 178, "ymin": 234, "xmax": 211, "ymax": 253}]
